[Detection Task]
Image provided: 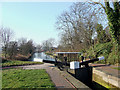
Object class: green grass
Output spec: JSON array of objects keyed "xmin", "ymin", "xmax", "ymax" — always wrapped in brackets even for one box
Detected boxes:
[
  {"xmin": 2, "ymin": 59, "xmax": 43, "ymax": 67},
  {"xmin": 113, "ymin": 67, "xmax": 120, "ymax": 70},
  {"xmin": 45, "ymin": 52, "xmax": 53, "ymax": 56},
  {"xmin": 2, "ymin": 69, "xmax": 55, "ymax": 88}
]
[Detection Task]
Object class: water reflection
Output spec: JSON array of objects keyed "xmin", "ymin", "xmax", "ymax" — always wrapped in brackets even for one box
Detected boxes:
[{"xmin": 30, "ymin": 52, "xmax": 55, "ymax": 62}]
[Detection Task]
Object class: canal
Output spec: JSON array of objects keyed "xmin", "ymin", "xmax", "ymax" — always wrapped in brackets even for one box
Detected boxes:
[
  {"xmin": 29, "ymin": 52, "xmax": 55, "ymax": 62},
  {"xmin": 29, "ymin": 52, "xmax": 109, "ymax": 89}
]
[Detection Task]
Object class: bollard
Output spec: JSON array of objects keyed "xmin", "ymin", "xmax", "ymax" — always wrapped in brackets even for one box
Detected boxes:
[
  {"xmin": 55, "ymin": 56, "xmax": 57, "ymax": 66},
  {"xmin": 81, "ymin": 56, "xmax": 84, "ymax": 62},
  {"xmin": 64, "ymin": 56, "xmax": 67, "ymax": 66}
]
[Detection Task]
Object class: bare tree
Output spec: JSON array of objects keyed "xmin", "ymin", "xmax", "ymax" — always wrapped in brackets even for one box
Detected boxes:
[
  {"xmin": 18, "ymin": 38, "xmax": 35, "ymax": 55},
  {"xmin": 36, "ymin": 44, "xmax": 42, "ymax": 52},
  {"xmin": 0, "ymin": 26, "xmax": 14, "ymax": 58},
  {"xmin": 42, "ymin": 38, "xmax": 56, "ymax": 52},
  {"xmin": 90, "ymin": 0, "xmax": 120, "ymax": 44},
  {"xmin": 6, "ymin": 41, "xmax": 18, "ymax": 59},
  {"xmin": 17, "ymin": 37, "xmax": 27, "ymax": 47},
  {"xmin": 56, "ymin": 2, "xmax": 102, "ymax": 51}
]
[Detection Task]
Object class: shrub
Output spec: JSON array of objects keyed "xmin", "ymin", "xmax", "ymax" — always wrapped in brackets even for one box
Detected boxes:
[{"xmin": 85, "ymin": 42, "xmax": 117, "ymax": 64}]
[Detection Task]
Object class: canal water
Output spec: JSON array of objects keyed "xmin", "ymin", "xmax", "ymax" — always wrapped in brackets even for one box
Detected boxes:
[{"xmin": 29, "ymin": 52, "xmax": 55, "ymax": 62}]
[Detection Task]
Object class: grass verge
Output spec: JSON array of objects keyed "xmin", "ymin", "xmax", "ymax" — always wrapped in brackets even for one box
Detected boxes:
[
  {"xmin": 112, "ymin": 67, "xmax": 120, "ymax": 70},
  {"xmin": 2, "ymin": 69, "xmax": 55, "ymax": 88},
  {"xmin": 2, "ymin": 59, "xmax": 43, "ymax": 67}
]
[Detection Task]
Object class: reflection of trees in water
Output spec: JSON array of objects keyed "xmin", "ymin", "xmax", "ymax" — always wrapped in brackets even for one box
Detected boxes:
[
  {"xmin": 46, "ymin": 55, "xmax": 48, "ymax": 59},
  {"xmin": 37, "ymin": 53, "xmax": 41, "ymax": 58},
  {"xmin": 36, "ymin": 52, "xmax": 48, "ymax": 59},
  {"xmin": 46, "ymin": 55, "xmax": 52, "ymax": 59},
  {"xmin": 31, "ymin": 52, "xmax": 55, "ymax": 61},
  {"xmin": 34, "ymin": 53, "xmax": 37, "ymax": 58}
]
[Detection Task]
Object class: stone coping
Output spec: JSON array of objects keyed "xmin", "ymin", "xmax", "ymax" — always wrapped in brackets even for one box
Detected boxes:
[{"xmin": 93, "ymin": 68, "xmax": 120, "ymax": 88}]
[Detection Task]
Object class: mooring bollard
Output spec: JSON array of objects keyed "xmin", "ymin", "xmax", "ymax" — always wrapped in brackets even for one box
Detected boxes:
[
  {"xmin": 81, "ymin": 56, "xmax": 84, "ymax": 62},
  {"xmin": 64, "ymin": 56, "xmax": 67, "ymax": 66},
  {"xmin": 55, "ymin": 56, "xmax": 57, "ymax": 66}
]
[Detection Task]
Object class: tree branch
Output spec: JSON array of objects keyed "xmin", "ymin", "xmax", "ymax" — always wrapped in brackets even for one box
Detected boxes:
[{"xmin": 89, "ymin": 0, "xmax": 106, "ymax": 11}]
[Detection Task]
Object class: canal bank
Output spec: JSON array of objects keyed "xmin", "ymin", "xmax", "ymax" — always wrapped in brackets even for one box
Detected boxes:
[
  {"xmin": 28, "ymin": 52, "xmax": 120, "ymax": 89},
  {"xmin": 20, "ymin": 63, "xmax": 90, "ymax": 89},
  {"xmin": 90, "ymin": 64, "xmax": 120, "ymax": 89},
  {"xmin": 26, "ymin": 52, "xmax": 90, "ymax": 88}
]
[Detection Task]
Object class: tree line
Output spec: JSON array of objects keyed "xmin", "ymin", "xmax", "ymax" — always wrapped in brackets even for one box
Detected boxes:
[
  {"xmin": 56, "ymin": 2, "xmax": 112, "ymax": 51},
  {"xmin": 0, "ymin": 26, "xmax": 35, "ymax": 60},
  {"xmin": 0, "ymin": 26, "xmax": 56, "ymax": 60},
  {"xmin": 55, "ymin": 1, "xmax": 120, "ymax": 64},
  {"xmin": 0, "ymin": 1, "xmax": 119, "ymax": 64}
]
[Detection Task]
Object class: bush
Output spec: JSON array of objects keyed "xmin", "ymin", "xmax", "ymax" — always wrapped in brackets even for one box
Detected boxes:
[
  {"xmin": 85, "ymin": 42, "xmax": 118, "ymax": 64},
  {"xmin": 107, "ymin": 44, "xmax": 119, "ymax": 64}
]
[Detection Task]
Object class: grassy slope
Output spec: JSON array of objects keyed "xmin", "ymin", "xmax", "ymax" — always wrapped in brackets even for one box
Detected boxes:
[
  {"xmin": 2, "ymin": 59, "xmax": 43, "ymax": 67},
  {"xmin": 85, "ymin": 42, "xmax": 119, "ymax": 65},
  {"xmin": 2, "ymin": 69, "xmax": 55, "ymax": 88},
  {"xmin": 113, "ymin": 67, "xmax": 120, "ymax": 70}
]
